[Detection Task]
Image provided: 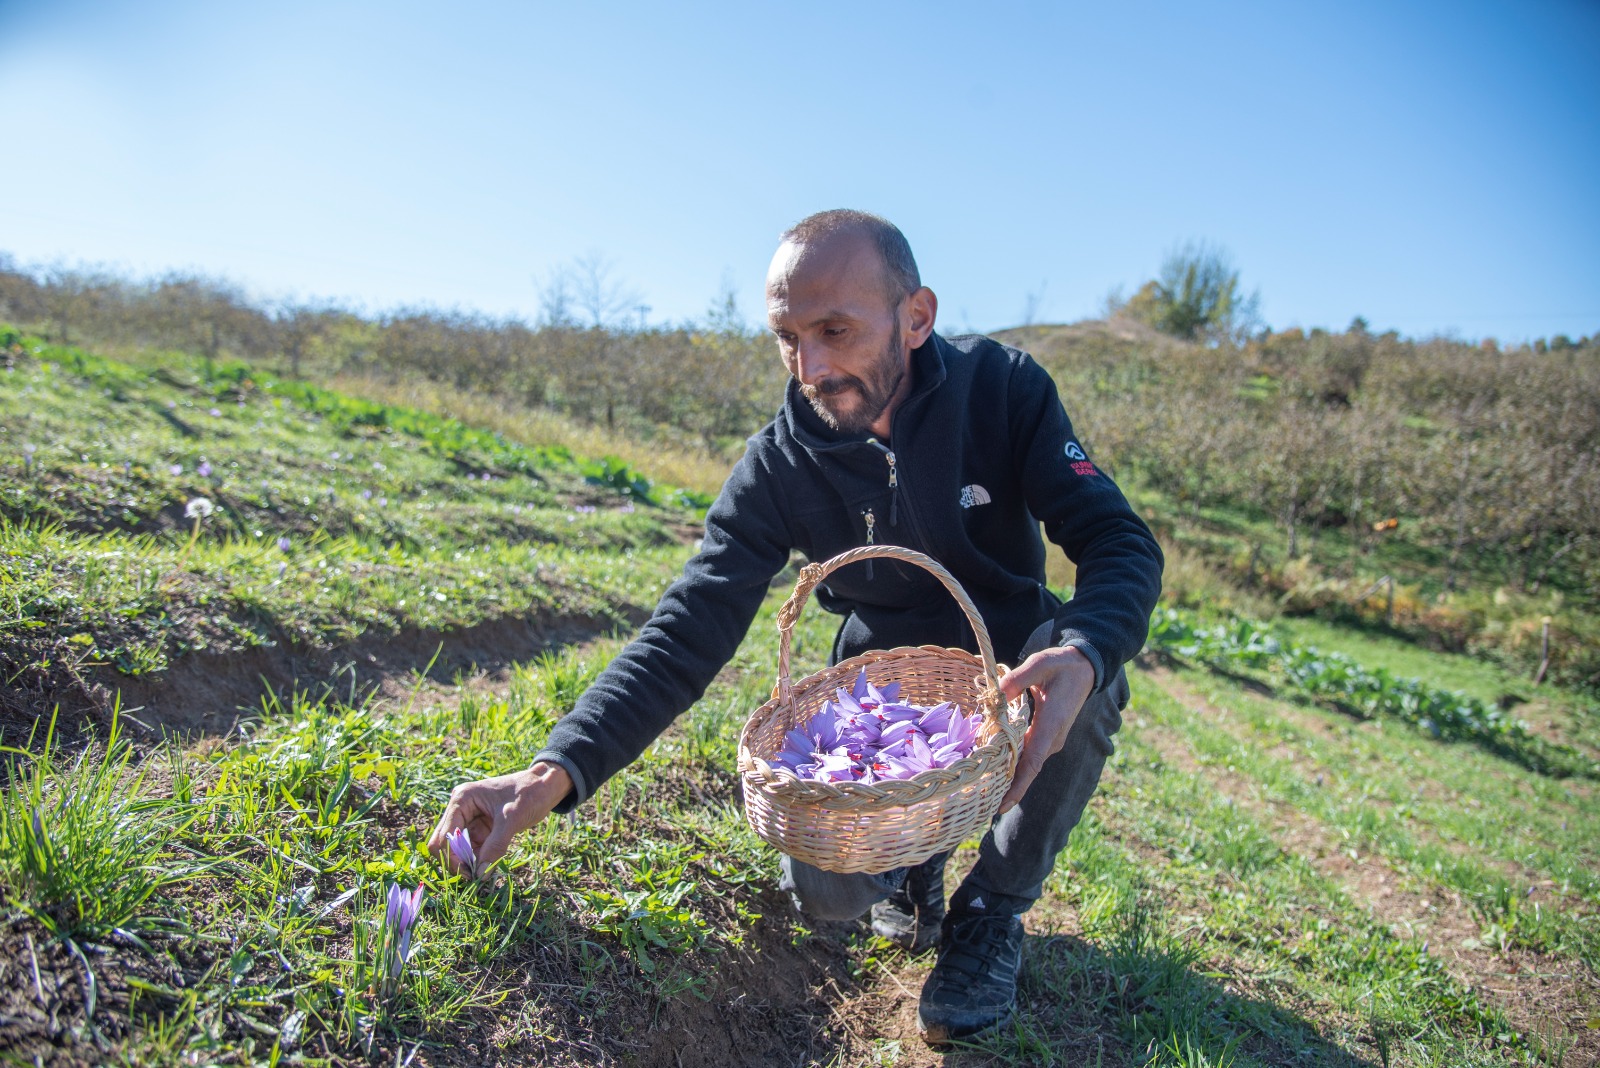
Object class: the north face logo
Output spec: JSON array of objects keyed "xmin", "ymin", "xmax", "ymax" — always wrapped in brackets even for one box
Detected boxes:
[{"xmin": 959, "ymin": 484, "xmax": 992, "ymax": 508}]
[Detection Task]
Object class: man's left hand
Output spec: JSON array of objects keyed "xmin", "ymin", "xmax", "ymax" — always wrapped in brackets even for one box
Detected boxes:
[{"xmin": 995, "ymin": 645, "xmax": 1096, "ymax": 813}]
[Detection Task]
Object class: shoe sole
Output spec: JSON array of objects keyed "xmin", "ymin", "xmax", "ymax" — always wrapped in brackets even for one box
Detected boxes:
[{"xmin": 916, "ymin": 1005, "xmax": 1014, "ymax": 1048}]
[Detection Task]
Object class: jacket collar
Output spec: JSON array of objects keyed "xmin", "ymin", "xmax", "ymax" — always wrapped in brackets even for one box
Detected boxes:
[{"xmin": 782, "ymin": 333, "xmax": 951, "ymax": 453}]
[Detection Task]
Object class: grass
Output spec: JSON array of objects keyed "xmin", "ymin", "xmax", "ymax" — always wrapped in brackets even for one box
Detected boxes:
[
  {"xmin": 1, "ymin": 332, "xmax": 1596, "ymax": 1065},
  {"xmin": 0, "ymin": 335, "xmax": 700, "ymax": 696},
  {"xmin": 325, "ymin": 371, "xmax": 738, "ymax": 502}
]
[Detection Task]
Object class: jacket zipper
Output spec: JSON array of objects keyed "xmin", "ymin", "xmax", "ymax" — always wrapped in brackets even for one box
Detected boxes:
[
  {"xmin": 861, "ymin": 508, "xmax": 876, "ymax": 580},
  {"xmin": 867, "ymin": 439, "xmax": 900, "ymax": 527}
]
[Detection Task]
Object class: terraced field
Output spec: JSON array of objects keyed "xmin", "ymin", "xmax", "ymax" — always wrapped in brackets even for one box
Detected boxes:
[{"xmin": 2, "ymin": 334, "xmax": 1595, "ymax": 1066}]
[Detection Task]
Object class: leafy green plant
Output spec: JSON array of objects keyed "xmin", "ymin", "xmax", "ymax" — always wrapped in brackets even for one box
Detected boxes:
[
  {"xmin": 583, "ymin": 880, "xmax": 706, "ymax": 976},
  {"xmin": 580, "ymin": 455, "xmax": 654, "ymax": 502},
  {"xmin": 1148, "ymin": 608, "xmax": 1597, "ymax": 778}
]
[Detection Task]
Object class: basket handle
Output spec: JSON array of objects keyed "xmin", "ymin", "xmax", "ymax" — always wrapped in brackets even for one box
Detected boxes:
[{"xmin": 774, "ymin": 545, "xmax": 1004, "ymax": 718}]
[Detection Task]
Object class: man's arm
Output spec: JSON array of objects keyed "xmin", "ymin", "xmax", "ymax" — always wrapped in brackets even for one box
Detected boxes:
[
  {"xmin": 1010, "ymin": 354, "xmax": 1164, "ymax": 690},
  {"xmin": 987, "ymin": 354, "xmax": 1162, "ymax": 809},
  {"xmin": 430, "ymin": 441, "xmax": 793, "ymax": 869}
]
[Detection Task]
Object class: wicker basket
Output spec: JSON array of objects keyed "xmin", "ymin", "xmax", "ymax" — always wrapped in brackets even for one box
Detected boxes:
[{"xmin": 737, "ymin": 545, "xmax": 1028, "ymax": 874}]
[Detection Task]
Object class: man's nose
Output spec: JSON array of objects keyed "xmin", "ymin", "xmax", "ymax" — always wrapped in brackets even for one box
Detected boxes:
[{"xmin": 793, "ymin": 339, "xmax": 830, "ymax": 385}]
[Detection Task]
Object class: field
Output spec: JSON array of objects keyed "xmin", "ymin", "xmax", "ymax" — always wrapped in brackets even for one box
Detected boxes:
[{"xmin": 1, "ymin": 333, "xmax": 1596, "ymax": 1067}]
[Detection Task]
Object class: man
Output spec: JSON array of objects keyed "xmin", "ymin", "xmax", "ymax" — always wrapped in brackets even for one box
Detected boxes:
[{"xmin": 429, "ymin": 210, "xmax": 1163, "ymax": 1044}]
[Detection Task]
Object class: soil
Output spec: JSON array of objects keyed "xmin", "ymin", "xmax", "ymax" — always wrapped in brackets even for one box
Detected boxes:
[
  {"xmin": 0, "ymin": 877, "xmax": 870, "ymax": 1068},
  {"xmin": 0, "ymin": 605, "xmax": 648, "ymax": 756}
]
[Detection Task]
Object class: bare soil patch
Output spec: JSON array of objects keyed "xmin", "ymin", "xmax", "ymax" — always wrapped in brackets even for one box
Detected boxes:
[{"xmin": 0, "ymin": 605, "xmax": 647, "ymax": 756}]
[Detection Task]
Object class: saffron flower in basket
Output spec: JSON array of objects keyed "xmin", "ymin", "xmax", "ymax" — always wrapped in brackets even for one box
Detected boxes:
[{"xmin": 766, "ymin": 668, "xmax": 986, "ymax": 784}]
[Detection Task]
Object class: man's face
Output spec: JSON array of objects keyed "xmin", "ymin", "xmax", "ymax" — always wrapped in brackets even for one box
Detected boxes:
[{"xmin": 765, "ymin": 233, "xmax": 913, "ymax": 436}]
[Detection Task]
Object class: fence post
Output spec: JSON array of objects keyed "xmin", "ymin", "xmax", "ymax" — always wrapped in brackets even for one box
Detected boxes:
[{"xmin": 1533, "ymin": 617, "xmax": 1551, "ymax": 686}]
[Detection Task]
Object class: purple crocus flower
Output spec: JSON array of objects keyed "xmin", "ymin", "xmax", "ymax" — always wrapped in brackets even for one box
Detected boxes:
[
  {"xmin": 445, "ymin": 828, "xmax": 480, "ymax": 880},
  {"xmin": 771, "ymin": 728, "xmax": 822, "ymax": 774},
  {"xmin": 277, "ymin": 536, "xmax": 291, "ymax": 552},
  {"xmin": 380, "ymin": 882, "xmax": 425, "ymax": 999},
  {"xmin": 170, "ymin": 463, "xmax": 183, "ymax": 476},
  {"xmin": 851, "ymin": 668, "xmax": 902, "ymax": 710},
  {"xmin": 385, "ymin": 882, "xmax": 424, "ymax": 933},
  {"xmin": 197, "ymin": 460, "xmax": 213, "ymax": 478},
  {"xmin": 208, "ymin": 407, "xmax": 222, "ymax": 418},
  {"xmin": 938, "ymin": 711, "xmax": 981, "ymax": 753},
  {"xmin": 361, "ymin": 489, "xmax": 373, "ymax": 500},
  {"xmin": 878, "ymin": 718, "xmax": 928, "ymax": 752},
  {"xmin": 767, "ymin": 673, "xmax": 981, "ymax": 783},
  {"xmin": 876, "ymin": 701, "xmax": 924, "ymax": 725},
  {"xmin": 881, "ymin": 733, "xmax": 937, "ymax": 778},
  {"xmin": 811, "ymin": 749, "xmax": 858, "ymax": 783},
  {"xmin": 916, "ymin": 701, "xmax": 957, "ymax": 735}
]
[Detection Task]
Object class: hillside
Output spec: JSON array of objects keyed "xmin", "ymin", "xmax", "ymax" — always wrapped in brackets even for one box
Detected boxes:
[
  {"xmin": 1, "ymin": 332, "xmax": 1597, "ymax": 1067},
  {"xmin": 998, "ymin": 318, "xmax": 1600, "ymax": 694}
]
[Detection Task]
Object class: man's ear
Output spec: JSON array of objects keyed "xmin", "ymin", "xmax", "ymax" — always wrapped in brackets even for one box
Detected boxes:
[{"xmin": 903, "ymin": 286, "xmax": 938, "ymax": 348}]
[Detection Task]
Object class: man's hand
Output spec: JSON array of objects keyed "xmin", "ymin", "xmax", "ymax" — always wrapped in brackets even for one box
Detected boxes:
[
  {"xmin": 995, "ymin": 646, "xmax": 1096, "ymax": 813},
  {"xmin": 427, "ymin": 761, "xmax": 573, "ymax": 872}
]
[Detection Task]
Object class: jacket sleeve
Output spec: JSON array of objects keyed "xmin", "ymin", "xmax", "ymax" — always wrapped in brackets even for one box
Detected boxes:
[
  {"xmin": 1008, "ymin": 354, "xmax": 1164, "ymax": 690},
  {"xmin": 532, "ymin": 442, "xmax": 793, "ymax": 811}
]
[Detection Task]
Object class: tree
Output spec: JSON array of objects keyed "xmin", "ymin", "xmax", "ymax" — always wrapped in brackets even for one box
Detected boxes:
[
  {"xmin": 1124, "ymin": 240, "xmax": 1260, "ymax": 344},
  {"xmin": 537, "ymin": 255, "xmax": 645, "ymax": 428},
  {"xmin": 274, "ymin": 301, "xmax": 349, "ymax": 377}
]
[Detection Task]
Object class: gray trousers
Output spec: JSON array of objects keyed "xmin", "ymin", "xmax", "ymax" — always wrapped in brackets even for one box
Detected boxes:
[{"xmin": 779, "ymin": 632, "xmax": 1129, "ymax": 921}]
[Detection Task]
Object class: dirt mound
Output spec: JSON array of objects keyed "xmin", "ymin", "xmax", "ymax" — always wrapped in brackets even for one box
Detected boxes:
[{"xmin": 0, "ymin": 606, "xmax": 648, "ymax": 752}]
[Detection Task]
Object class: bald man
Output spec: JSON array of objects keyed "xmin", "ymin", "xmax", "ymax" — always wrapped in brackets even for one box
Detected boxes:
[{"xmin": 432, "ymin": 210, "xmax": 1163, "ymax": 1044}]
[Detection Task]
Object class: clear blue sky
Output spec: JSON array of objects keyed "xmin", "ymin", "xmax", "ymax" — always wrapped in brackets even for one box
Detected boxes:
[{"xmin": 2, "ymin": 0, "xmax": 1596, "ymax": 343}]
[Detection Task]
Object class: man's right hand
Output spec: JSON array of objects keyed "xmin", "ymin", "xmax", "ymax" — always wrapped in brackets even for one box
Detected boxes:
[{"xmin": 427, "ymin": 761, "xmax": 573, "ymax": 872}]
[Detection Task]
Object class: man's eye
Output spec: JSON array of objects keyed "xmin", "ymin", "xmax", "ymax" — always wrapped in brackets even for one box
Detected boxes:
[{"xmin": 824, "ymin": 327, "xmax": 846, "ymax": 338}]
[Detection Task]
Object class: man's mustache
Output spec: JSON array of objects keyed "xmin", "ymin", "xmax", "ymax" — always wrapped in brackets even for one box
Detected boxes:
[{"xmin": 801, "ymin": 376, "xmax": 861, "ymax": 400}]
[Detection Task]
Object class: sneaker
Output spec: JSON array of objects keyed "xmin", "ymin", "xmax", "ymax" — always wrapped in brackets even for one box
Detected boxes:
[
  {"xmin": 870, "ymin": 854, "xmax": 947, "ymax": 952},
  {"xmin": 916, "ymin": 900, "xmax": 1025, "ymax": 1046}
]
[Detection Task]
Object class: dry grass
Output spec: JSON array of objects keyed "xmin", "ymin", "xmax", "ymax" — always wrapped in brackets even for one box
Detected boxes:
[{"xmin": 327, "ymin": 372, "xmax": 741, "ymax": 499}]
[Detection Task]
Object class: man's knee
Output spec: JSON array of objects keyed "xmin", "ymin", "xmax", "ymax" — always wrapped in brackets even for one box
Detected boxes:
[{"xmin": 780, "ymin": 855, "xmax": 902, "ymax": 921}]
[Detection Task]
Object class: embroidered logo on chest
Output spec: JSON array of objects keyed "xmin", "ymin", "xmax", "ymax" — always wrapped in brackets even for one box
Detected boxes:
[{"xmin": 959, "ymin": 484, "xmax": 992, "ymax": 509}]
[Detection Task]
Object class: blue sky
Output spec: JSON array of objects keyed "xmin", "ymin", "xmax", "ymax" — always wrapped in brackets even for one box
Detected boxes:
[{"xmin": 1, "ymin": 0, "xmax": 1596, "ymax": 343}]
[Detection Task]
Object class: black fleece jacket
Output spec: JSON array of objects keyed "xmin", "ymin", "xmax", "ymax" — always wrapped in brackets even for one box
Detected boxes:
[{"xmin": 533, "ymin": 332, "xmax": 1164, "ymax": 810}]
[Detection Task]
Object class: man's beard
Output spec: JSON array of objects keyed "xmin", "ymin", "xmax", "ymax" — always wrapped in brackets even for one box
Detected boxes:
[{"xmin": 800, "ymin": 319, "xmax": 905, "ymax": 435}]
